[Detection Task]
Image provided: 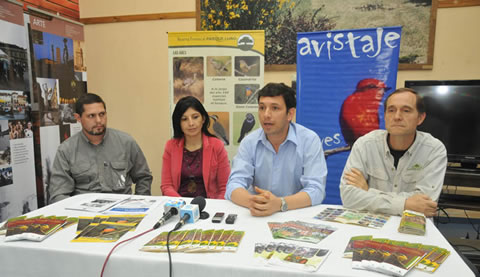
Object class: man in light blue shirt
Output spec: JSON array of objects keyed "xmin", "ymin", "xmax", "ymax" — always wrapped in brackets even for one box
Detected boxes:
[{"xmin": 225, "ymin": 83, "xmax": 327, "ymax": 216}]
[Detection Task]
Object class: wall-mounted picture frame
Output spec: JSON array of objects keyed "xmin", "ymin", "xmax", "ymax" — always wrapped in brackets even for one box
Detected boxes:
[{"xmin": 196, "ymin": 0, "xmax": 438, "ymax": 71}]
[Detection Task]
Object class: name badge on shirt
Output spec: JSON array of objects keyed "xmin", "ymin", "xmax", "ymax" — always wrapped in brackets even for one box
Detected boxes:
[{"xmin": 408, "ymin": 164, "xmax": 423, "ymax": 171}]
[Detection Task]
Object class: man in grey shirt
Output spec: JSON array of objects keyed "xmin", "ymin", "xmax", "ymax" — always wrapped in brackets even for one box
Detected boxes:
[
  {"xmin": 48, "ymin": 93, "xmax": 152, "ymax": 203},
  {"xmin": 340, "ymin": 88, "xmax": 447, "ymax": 216}
]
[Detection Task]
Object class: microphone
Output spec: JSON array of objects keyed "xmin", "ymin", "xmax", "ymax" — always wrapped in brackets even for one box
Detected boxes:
[
  {"xmin": 173, "ymin": 196, "xmax": 206, "ymax": 231},
  {"xmin": 153, "ymin": 199, "xmax": 185, "ymax": 229}
]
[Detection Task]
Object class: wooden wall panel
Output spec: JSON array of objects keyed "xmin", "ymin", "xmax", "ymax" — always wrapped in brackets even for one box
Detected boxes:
[
  {"xmin": 438, "ymin": 0, "xmax": 480, "ymax": 8},
  {"xmin": 19, "ymin": 0, "xmax": 80, "ymax": 21}
]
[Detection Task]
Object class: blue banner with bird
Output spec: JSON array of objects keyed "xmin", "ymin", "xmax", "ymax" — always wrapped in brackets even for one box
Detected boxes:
[{"xmin": 296, "ymin": 26, "xmax": 402, "ymax": 204}]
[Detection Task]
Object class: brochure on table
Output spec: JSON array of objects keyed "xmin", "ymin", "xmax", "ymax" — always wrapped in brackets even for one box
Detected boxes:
[{"xmin": 65, "ymin": 195, "xmax": 160, "ymax": 214}]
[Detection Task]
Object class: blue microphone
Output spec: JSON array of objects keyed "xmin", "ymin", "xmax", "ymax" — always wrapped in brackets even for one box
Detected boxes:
[{"xmin": 173, "ymin": 196, "xmax": 206, "ymax": 231}]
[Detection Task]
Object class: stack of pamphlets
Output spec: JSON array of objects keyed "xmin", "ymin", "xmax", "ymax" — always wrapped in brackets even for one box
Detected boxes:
[
  {"xmin": 72, "ymin": 222, "xmax": 136, "ymax": 242},
  {"xmin": 75, "ymin": 214, "xmax": 146, "ymax": 234},
  {"xmin": 47, "ymin": 215, "xmax": 78, "ymax": 229},
  {"xmin": 3, "ymin": 215, "xmax": 77, "ymax": 242},
  {"xmin": 315, "ymin": 207, "xmax": 390, "ymax": 229},
  {"xmin": 398, "ymin": 210, "xmax": 426, "ymax": 235},
  {"xmin": 343, "ymin": 235, "xmax": 373, "ymax": 258},
  {"xmin": 104, "ymin": 198, "xmax": 160, "ymax": 214},
  {"xmin": 267, "ymin": 221, "xmax": 337, "ymax": 243},
  {"xmin": 65, "ymin": 195, "xmax": 160, "ymax": 214},
  {"xmin": 254, "ymin": 242, "xmax": 330, "ymax": 272},
  {"xmin": 140, "ymin": 229, "xmax": 245, "ymax": 253},
  {"xmin": 65, "ymin": 195, "xmax": 130, "ymax": 213},
  {"xmin": 0, "ymin": 215, "xmax": 27, "ymax": 235},
  {"xmin": 352, "ymin": 239, "xmax": 427, "ymax": 276},
  {"xmin": 344, "ymin": 236, "xmax": 450, "ymax": 275},
  {"xmin": 72, "ymin": 214, "xmax": 145, "ymax": 242},
  {"xmin": 415, "ymin": 246, "xmax": 451, "ymax": 273}
]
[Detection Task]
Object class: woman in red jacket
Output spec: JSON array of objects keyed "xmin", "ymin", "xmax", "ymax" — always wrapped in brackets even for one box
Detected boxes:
[{"xmin": 161, "ymin": 96, "xmax": 230, "ymax": 199}]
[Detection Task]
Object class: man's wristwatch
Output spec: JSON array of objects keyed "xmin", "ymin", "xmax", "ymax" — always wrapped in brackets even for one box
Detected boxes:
[{"xmin": 280, "ymin": 197, "xmax": 288, "ymax": 212}]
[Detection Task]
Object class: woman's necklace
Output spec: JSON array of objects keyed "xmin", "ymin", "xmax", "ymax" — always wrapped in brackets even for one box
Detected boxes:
[
  {"xmin": 185, "ymin": 149, "xmax": 201, "ymax": 170},
  {"xmin": 184, "ymin": 148, "xmax": 201, "ymax": 193}
]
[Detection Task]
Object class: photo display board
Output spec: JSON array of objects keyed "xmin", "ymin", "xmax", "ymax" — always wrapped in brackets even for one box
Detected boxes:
[
  {"xmin": 168, "ymin": 31, "xmax": 265, "ymax": 159},
  {"xmin": 0, "ymin": 1, "xmax": 36, "ymax": 221}
]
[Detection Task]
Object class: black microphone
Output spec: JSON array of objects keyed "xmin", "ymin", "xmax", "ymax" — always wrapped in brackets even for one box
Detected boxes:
[
  {"xmin": 173, "ymin": 196, "xmax": 206, "ymax": 231},
  {"xmin": 153, "ymin": 199, "xmax": 186, "ymax": 229}
]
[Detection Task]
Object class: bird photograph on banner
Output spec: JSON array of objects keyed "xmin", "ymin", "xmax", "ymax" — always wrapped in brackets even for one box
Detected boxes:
[
  {"xmin": 324, "ymin": 78, "xmax": 391, "ymax": 157},
  {"xmin": 234, "ymin": 56, "xmax": 260, "ymax": 77},
  {"xmin": 323, "ymin": 78, "xmax": 391, "ymax": 157},
  {"xmin": 234, "ymin": 84, "xmax": 260, "ymax": 104},
  {"xmin": 207, "ymin": 56, "xmax": 232, "ymax": 77},
  {"xmin": 173, "ymin": 57, "xmax": 204, "ymax": 103},
  {"xmin": 234, "ymin": 112, "xmax": 258, "ymax": 145},
  {"xmin": 208, "ymin": 112, "xmax": 230, "ymax": 145}
]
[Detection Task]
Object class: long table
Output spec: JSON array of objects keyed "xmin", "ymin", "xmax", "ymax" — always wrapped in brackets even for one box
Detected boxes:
[{"xmin": 0, "ymin": 193, "xmax": 475, "ymax": 277}]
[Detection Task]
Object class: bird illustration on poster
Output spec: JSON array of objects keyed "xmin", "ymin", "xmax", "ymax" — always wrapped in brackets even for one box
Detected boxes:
[
  {"xmin": 210, "ymin": 114, "xmax": 229, "ymax": 145},
  {"xmin": 238, "ymin": 113, "xmax": 255, "ymax": 143},
  {"xmin": 208, "ymin": 57, "xmax": 231, "ymax": 75},
  {"xmin": 245, "ymin": 86, "xmax": 253, "ymax": 98},
  {"xmin": 235, "ymin": 59, "xmax": 258, "ymax": 76},
  {"xmin": 182, "ymin": 73, "xmax": 197, "ymax": 88},
  {"xmin": 244, "ymin": 86, "xmax": 260, "ymax": 104}
]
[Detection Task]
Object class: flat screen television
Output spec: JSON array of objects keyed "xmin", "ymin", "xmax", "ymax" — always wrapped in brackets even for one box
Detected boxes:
[{"xmin": 405, "ymin": 80, "xmax": 480, "ymax": 171}]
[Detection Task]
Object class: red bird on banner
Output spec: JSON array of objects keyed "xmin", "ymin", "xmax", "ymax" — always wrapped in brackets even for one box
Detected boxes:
[{"xmin": 340, "ymin": 78, "xmax": 391, "ymax": 147}]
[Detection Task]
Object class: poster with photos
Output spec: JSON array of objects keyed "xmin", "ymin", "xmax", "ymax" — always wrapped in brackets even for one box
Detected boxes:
[
  {"xmin": 0, "ymin": 90, "xmax": 29, "ymax": 121},
  {"xmin": 0, "ymin": 1, "xmax": 37, "ymax": 222},
  {"xmin": 168, "ymin": 31, "xmax": 264, "ymax": 159},
  {"xmin": 27, "ymin": 12, "xmax": 86, "ymax": 205},
  {"xmin": 29, "ymin": 15, "xmax": 87, "ymax": 127},
  {"xmin": 0, "ymin": 2, "xmax": 29, "ymax": 93}
]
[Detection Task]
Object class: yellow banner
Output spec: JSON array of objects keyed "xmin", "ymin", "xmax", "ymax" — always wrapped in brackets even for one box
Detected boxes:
[{"xmin": 168, "ymin": 31, "xmax": 264, "ymax": 55}]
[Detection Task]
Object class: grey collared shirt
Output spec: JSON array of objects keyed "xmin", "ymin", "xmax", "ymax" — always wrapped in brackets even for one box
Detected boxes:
[
  {"xmin": 49, "ymin": 128, "xmax": 152, "ymax": 203},
  {"xmin": 340, "ymin": 130, "xmax": 447, "ymax": 215}
]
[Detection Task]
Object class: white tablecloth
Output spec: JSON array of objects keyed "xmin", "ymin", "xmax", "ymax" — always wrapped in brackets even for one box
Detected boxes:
[{"xmin": 0, "ymin": 193, "xmax": 474, "ymax": 277}]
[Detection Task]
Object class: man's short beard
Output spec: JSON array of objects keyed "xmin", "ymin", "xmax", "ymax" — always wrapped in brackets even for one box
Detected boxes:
[{"xmin": 86, "ymin": 128, "xmax": 106, "ymax": 136}]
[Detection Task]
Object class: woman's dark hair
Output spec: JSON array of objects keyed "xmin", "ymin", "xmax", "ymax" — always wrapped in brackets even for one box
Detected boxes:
[{"xmin": 172, "ymin": 96, "xmax": 215, "ymax": 138}]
